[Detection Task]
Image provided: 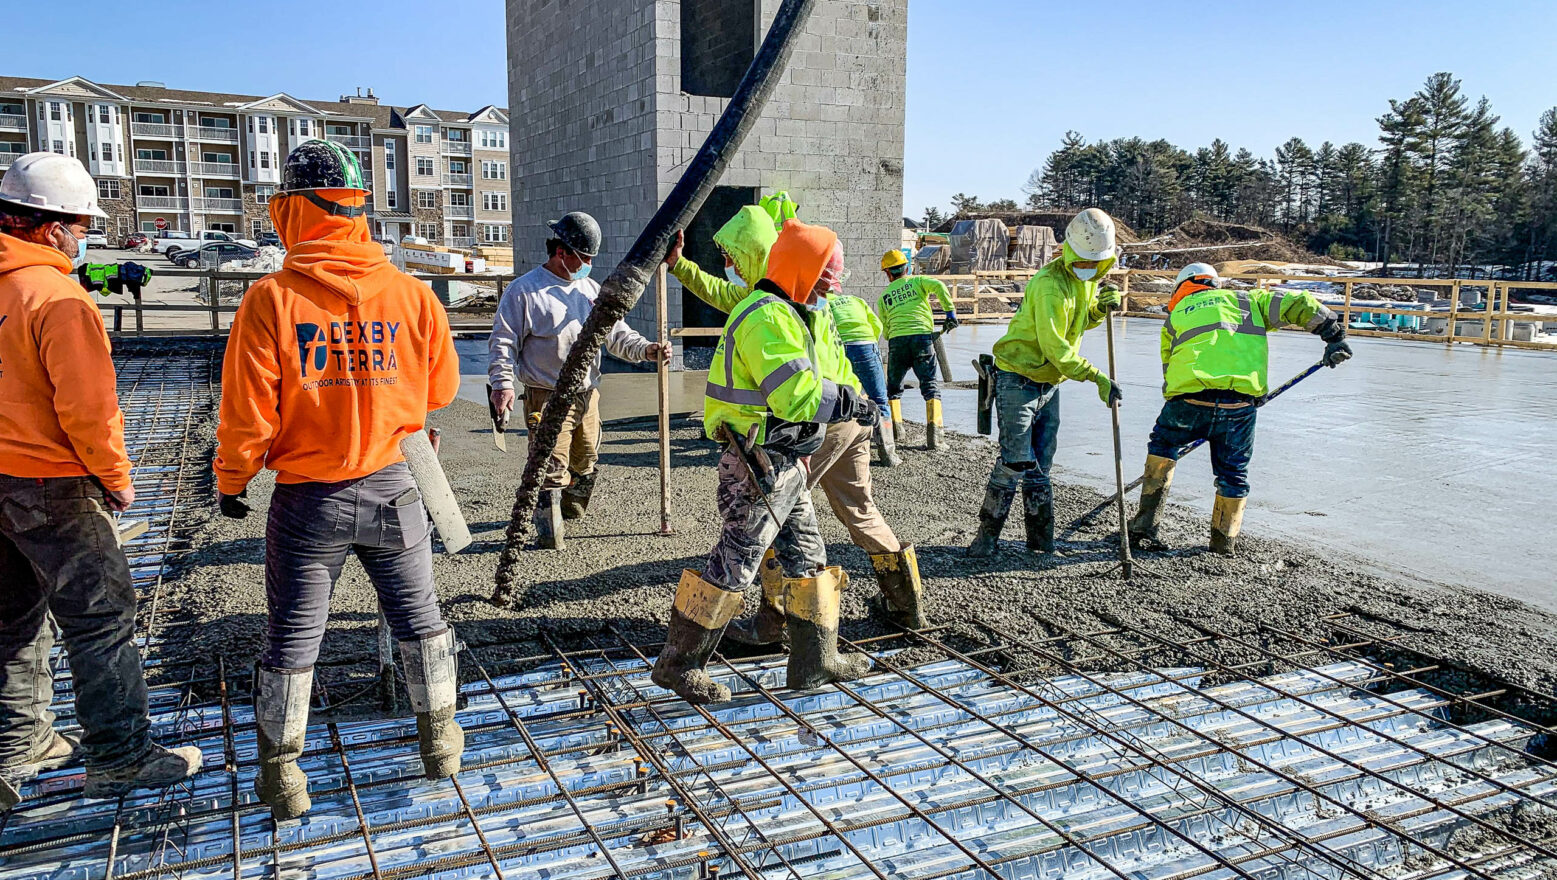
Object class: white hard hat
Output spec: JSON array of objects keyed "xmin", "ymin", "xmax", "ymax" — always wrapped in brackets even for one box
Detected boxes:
[
  {"xmin": 0, "ymin": 152, "xmax": 107, "ymax": 219},
  {"xmin": 1064, "ymin": 208, "xmax": 1116, "ymax": 261},
  {"xmin": 1175, "ymin": 262, "xmax": 1220, "ymax": 287}
]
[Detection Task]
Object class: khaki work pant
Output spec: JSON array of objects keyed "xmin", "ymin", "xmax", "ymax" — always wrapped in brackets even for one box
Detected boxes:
[
  {"xmin": 525, "ymin": 386, "xmax": 602, "ymax": 490},
  {"xmin": 806, "ymin": 420, "xmax": 901, "ymax": 556}
]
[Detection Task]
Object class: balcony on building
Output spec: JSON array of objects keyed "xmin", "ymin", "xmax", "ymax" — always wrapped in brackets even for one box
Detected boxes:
[
  {"xmin": 325, "ymin": 131, "xmax": 372, "ymax": 150},
  {"xmin": 131, "ymin": 122, "xmax": 184, "ymax": 140},
  {"xmin": 443, "ymin": 173, "xmax": 472, "ymax": 186},
  {"xmin": 192, "ymin": 125, "xmax": 240, "ymax": 144},
  {"xmin": 193, "ymin": 197, "xmax": 244, "ymax": 214},
  {"xmin": 137, "ymin": 195, "xmax": 190, "ymax": 211},
  {"xmin": 0, "ymin": 114, "xmax": 26, "ymax": 132},
  {"xmin": 442, "ymin": 139, "xmax": 473, "ymax": 157},
  {"xmin": 134, "ymin": 158, "xmax": 188, "ymax": 175},
  {"xmin": 192, "ymin": 161, "xmax": 241, "ymax": 179},
  {"xmin": 448, "ymin": 236, "xmax": 475, "ymax": 249},
  {"xmin": 445, "ymin": 204, "xmax": 475, "ymax": 220}
]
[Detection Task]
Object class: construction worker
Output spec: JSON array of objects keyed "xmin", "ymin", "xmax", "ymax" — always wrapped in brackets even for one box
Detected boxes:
[
  {"xmin": 652, "ymin": 219, "xmax": 879, "ymax": 705},
  {"xmin": 829, "ymin": 291, "xmax": 900, "ymax": 467},
  {"xmin": 877, "ymin": 250, "xmax": 956, "ymax": 449},
  {"xmin": 664, "ymin": 210, "xmax": 928, "ymax": 634},
  {"xmin": 0, "ymin": 152, "xmax": 202, "ymax": 808},
  {"xmin": 213, "ymin": 140, "xmax": 463, "ymax": 820},
  {"xmin": 1129, "ymin": 262, "xmax": 1352, "ymax": 555},
  {"xmin": 487, "ymin": 212, "xmax": 668, "ymax": 549},
  {"xmin": 967, "ymin": 208, "xmax": 1124, "ymax": 558}
]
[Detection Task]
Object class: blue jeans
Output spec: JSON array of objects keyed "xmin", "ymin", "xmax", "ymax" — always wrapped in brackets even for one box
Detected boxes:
[
  {"xmin": 989, "ymin": 368, "xmax": 1060, "ymax": 493},
  {"xmin": 1147, "ymin": 398, "xmax": 1258, "ymax": 498},
  {"xmin": 886, "ymin": 334, "xmax": 939, "ymax": 401},
  {"xmin": 844, "ymin": 342, "xmax": 890, "ymax": 417}
]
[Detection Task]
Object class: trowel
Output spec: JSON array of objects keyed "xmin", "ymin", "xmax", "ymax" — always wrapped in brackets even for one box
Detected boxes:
[{"xmin": 486, "ymin": 383, "xmax": 509, "ymax": 452}]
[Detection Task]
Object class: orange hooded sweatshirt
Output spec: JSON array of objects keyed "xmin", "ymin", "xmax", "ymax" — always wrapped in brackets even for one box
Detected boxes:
[
  {"xmin": 0, "ymin": 232, "xmax": 132, "ymax": 492},
  {"xmin": 213, "ymin": 189, "xmax": 460, "ymax": 495}
]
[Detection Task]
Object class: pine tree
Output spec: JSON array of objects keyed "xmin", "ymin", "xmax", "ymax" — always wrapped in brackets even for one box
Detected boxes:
[{"xmin": 1406, "ymin": 72, "xmax": 1471, "ymax": 271}]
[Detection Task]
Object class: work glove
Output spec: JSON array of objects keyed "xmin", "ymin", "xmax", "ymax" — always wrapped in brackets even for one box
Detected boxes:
[
  {"xmin": 1323, "ymin": 339, "xmax": 1353, "ymax": 368},
  {"xmin": 833, "ymin": 385, "xmax": 878, "ymax": 425},
  {"xmin": 1094, "ymin": 375, "xmax": 1124, "ymax": 408},
  {"xmin": 1095, "ymin": 284, "xmax": 1123, "ymax": 314},
  {"xmin": 942, "ymin": 311, "xmax": 960, "ymax": 332},
  {"xmin": 219, "ymin": 490, "xmax": 250, "ymax": 520}
]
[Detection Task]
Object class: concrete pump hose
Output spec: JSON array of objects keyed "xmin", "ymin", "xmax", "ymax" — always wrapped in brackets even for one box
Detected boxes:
[{"xmin": 401, "ymin": 429, "xmax": 472, "ymax": 554}]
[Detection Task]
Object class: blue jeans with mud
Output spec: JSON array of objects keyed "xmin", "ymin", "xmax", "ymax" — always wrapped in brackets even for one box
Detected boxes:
[
  {"xmin": 1146, "ymin": 398, "xmax": 1258, "ymax": 498},
  {"xmin": 844, "ymin": 342, "xmax": 890, "ymax": 419},
  {"xmin": 987, "ymin": 368, "xmax": 1061, "ymax": 497}
]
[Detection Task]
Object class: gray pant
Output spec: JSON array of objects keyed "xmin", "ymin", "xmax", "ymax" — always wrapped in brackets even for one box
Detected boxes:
[
  {"xmin": 704, "ymin": 448, "xmax": 826, "ymax": 593},
  {"xmin": 0, "ymin": 475, "xmax": 150, "ymax": 772},
  {"xmin": 264, "ymin": 463, "xmax": 447, "ymax": 669}
]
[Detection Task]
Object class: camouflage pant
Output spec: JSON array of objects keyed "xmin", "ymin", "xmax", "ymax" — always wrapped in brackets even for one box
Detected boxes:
[{"xmin": 704, "ymin": 448, "xmax": 826, "ymax": 593}]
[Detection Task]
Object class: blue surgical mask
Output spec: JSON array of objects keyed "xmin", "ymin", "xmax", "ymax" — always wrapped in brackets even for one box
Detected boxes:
[
  {"xmin": 569, "ymin": 262, "xmax": 592, "ymax": 282},
  {"xmin": 75, "ymin": 237, "xmax": 88, "ymax": 267},
  {"xmin": 724, "ymin": 265, "xmax": 746, "ymax": 288},
  {"xmin": 807, "ymin": 295, "xmax": 829, "ymax": 312},
  {"xmin": 1073, "ymin": 266, "xmax": 1098, "ymax": 281}
]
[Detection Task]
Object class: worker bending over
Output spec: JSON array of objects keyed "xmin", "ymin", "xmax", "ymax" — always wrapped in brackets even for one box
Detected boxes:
[
  {"xmin": 653, "ymin": 220, "xmax": 879, "ymax": 705},
  {"xmin": 877, "ymin": 251, "xmax": 957, "ymax": 449},
  {"xmin": 968, "ymin": 208, "xmax": 1123, "ymax": 558},
  {"xmin": 0, "ymin": 153, "xmax": 201, "ymax": 807},
  {"xmin": 1129, "ymin": 263, "xmax": 1352, "ymax": 555},
  {"xmin": 488, "ymin": 213, "xmax": 668, "ymax": 549},
  {"xmin": 664, "ymin": 210, "xmax": 928, "ymax": 635},
  {"xmin": 214, "ymin": 141, "xmax": 463, "ymax": 819}
]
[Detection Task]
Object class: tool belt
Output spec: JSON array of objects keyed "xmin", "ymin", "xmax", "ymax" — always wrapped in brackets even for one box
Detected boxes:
[{"xmin": 1180, "ymin": 390, "xmax": 1257, "ymax": 410}]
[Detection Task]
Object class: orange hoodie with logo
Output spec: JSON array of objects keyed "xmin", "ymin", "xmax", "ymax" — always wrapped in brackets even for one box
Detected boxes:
[
  {"xmin": 213, "ymin": 190, "xmax": 461, "ymax": 495},
  {"xmin": 0, "ymin": 233, "xmax": 133, "ymax": 492}
]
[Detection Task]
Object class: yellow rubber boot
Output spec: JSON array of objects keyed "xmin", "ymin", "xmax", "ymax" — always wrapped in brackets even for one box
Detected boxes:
[
  {"xmin": 1210, "ymin": 494, "xmax": 1247, "ymax": 556},
  {"xmin": 888, "ymin": 398, "xmax": 902, "ymax": 428},
  {"xmin": 651, "ymin": 571, "xmax": 746, "ymax": 704},
  {"xmin": 784, "ymin": 567, "xmax": 873, "ymax": 690},
  {"xmin": 1128, "ymin": 455, "xmax": 1177, "ymax": 551},
  {"xmin": 925, "ymin": 399, "xmax": 944, "ymax": 450},
  {"xmin": 725, "ymin": 549, "xmax": 787, "ymax": 647},
  {"xmin": 869, "ymin": 545, "xmax": 928, "ymax": 630}
]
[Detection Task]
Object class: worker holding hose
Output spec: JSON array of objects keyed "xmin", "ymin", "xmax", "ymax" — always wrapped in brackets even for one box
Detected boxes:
[
  {"xmin": 213, "ymin": 140, "xmax": 464, "ymax": 820},
  {"xmin": 1129, "ymin": 263, "xmax": 1351, "ymax": 555}
]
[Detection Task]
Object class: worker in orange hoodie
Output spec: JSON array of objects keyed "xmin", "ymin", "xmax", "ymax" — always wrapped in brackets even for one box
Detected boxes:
[
  {"xmin": 0, "ymin": 152, "xmax": 202, "ymax": 809},
  {"xmin": 213, "ymin": 141, "xmax": 462, "ymax": 820}
]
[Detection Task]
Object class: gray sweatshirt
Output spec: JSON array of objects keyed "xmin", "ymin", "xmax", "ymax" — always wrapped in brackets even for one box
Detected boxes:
[{"xmin": 488, "ymin": 265, "xmax": 654, "ymax": 392}]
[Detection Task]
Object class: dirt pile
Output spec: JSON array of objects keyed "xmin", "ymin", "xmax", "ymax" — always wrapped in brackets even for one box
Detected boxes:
[
  {"xmin": 936, "ymin": 211, "xmax": 1142, "ymax": 245},
  {"xmin": 1131, "ymin": 217, "xmax": 1338, "ymax": 270}
]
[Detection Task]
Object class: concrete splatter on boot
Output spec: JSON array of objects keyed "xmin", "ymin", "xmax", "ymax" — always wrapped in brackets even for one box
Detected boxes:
[
  {"xmin": 0, "ymin": 730, "xmax": 79, "ymax": 810},
  {"xmin": 399, "ymin": 628, "xmax": 464, "ymax": 779},
  {"xmin": 560, "ymin": 469, "xmax": 598, "ymax": 520},
  {"xmin": 966, "ymin": 479, "xmax": 1016, "ymax": 559},
  {"xmin": 925, "ymin": 399, "xmax": 944, "ymax": 450},
  {"xmin": 651, "ymin": 571, "xmax": 744, "ymax": 704},
  {"xmin": 784, "ymin": 567, "xmax": 872, "ymax": 691},
  {"xmin": 870, "ymin": 544, "xmax": 929, "ymax": 630},
  {"xmin": 83, "ymin": 742, "xmax": 204, "ymax": 801},
  {"xmin": 1022, "ymin": 483, "xmax": 1056, "ymax": 555},
  {"xmin": 1129, "ymin": 455, "xmax": 1176, "ymax": 551},
  {"xmin": 534, "ymin": 488, "xmax": 565, "ymax": 550},
  {"xmin": 874, "ymin": 419, "xmax": 902, "ymax": 468},
  {"xmin": 724, "ymin": 549, "xmax": 787, "ymax": 647},
  {"xmin": 1210, "ymin": 494, "xmax": 1246, "ymax": 556},
  {"xmin": 250, "ymin": 666, "xmax": 312, "ymax": 819}
]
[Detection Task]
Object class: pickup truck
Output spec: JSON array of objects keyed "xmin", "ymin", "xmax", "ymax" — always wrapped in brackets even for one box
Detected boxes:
[{"xmin": 155, "ymin": 230, "xmax": 257, "ymax": 259}]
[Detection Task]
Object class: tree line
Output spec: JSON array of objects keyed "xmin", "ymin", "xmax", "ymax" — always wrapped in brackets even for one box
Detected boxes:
[{"xmin": 925, "ymin": 73, "xmax": 1557, "ymax": 279}]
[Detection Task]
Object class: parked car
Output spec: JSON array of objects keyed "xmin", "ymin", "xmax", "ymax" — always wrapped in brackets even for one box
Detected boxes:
[
  {"xmin": 156, "ymin": 229, "xmax": 258, "ymax": 259},
  {"xmin": 122, "ymin": 231, "xmax": 150, "ymax": 249},
  {"xmin": 83, "ymin": 229, "xmax": 108, "ymax": 249},
  {"xmin": 255, "ymin": 232, "xmax": 281, "ymax": 248},
  {"xmin": 173, "ymin": 242, "xmax": 258, "ymax": 268}
]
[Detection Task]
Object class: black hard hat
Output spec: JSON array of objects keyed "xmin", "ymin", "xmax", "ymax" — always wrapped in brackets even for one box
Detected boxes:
[
  {"xmin": 548, "ymin": 212, "xmax": 602, "ymax": 258},
  {"xmin": 278, "ymin": 139, "xmax": 369, "ymax": 217}
]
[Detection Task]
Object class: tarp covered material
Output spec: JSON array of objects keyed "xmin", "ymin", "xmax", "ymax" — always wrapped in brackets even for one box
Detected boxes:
[
  {"xmin": 914, "ymin": 244, "xmax": 950, "ymax": 275},
  {"xmin": 949, "ymin": 219, "xmax": 1009, "ymax": 273},
  {"xmin": 1008, "ymin": 225, "xmax": 1058, "ymax": 269}
]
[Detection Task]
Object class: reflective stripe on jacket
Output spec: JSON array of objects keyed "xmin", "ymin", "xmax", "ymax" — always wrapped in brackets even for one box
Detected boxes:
[
  {"xmin": 876, "ymin": 275, "xmax": 952, "ymax": 339},
  {"xmin": 1161, "ymin": 287, "xmax": 1332, "ymax": 398}
]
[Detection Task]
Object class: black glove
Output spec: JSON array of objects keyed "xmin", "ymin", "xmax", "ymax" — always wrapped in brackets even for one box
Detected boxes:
[
  {"xmin": 1323, "ymin": 339, "xmax": 1353, "ymax": 368},
  {"xmin": 833, "ymin": 385, "xmax": 877, "ymax": 425},
  {"xmin": 942, "ymin": 311, "xmax": 961, "ymax": 332},
  {"xmin": 219, "ymin": 490, "xmax": 251, "ymax": 520}
]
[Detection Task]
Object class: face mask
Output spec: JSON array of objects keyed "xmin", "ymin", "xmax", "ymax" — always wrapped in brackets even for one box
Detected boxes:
[
  {"xmin": 806, "ymin": 295, "xmax": 829, "ymax": 312},
  {"xmin": 1073, "ymin": 267, "xmax": 1098, "ymax": 281},
  {"xmin": 724, "ymin": 265, "xmax": 746, "ymax": 288},
  {"xmin": 56, "ymin": 225, "xmax": 87, "ymax": 267},
  {"xmin": 564, "ymin": 252, "xmax": 592, "ymax": 281}
]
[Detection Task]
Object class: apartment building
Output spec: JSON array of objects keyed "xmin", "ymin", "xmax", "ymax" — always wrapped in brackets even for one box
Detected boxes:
[{"xmin": 0, "ymin": 75, "xmax": 510, "ymax": 249}]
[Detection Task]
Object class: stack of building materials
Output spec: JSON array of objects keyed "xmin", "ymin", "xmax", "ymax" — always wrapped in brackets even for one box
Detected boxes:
[
  {"xmin": 1008, "ymin": 225, "xmax": 1058, "ymax": 269},
  {"xmin": 913, "ymin": 243, "xmax": 950, "ymax": 275},
  {"xmin": 949, "ymin": 218, "xmax": 1009, "ymax": 273}
]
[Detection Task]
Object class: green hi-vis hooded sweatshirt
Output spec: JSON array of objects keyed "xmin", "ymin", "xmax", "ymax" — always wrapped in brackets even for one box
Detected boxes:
[{"xmin": 992, "ymin": 242, "xmax": 1116, "ymax": 386}]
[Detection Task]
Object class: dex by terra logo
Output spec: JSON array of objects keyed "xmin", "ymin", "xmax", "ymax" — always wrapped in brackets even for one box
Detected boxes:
[{"xmin": 296, "ymin": 323, "xmax": 328, "ymax": 377}]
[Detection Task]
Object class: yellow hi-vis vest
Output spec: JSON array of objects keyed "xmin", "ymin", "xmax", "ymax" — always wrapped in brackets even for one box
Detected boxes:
[
  {"xmin": 1162, "ymin": 287, "xmax": 1331, "ymax": 399},
  {"xmin": 704, "ymin": 287, "xmax": 846, "ymax": 444}
]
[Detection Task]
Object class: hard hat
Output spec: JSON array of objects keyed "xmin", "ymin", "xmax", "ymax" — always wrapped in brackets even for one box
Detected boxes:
[
  {"xmin": 880, "ymin": 249, "xmax": 910, "ymax": 271},
  {"xmin": 1064, "ymin": 208, "xmax": 1116, "ymax": 261},
  {"xmin": 277, "ymin": 140, "xmax": 369, "ymax": 216},
  {"xmin": 759, "ymin": 191, "xmax": 798, "ymax": 231},
  {"xmin": 548, "ymin": 212, "xmax": 602, "ymax": 258},
  {"xmin": 1175, "ymin": 262, "xmax": 1220, "ymax": 287},
  {"xmin": 0, "ymin": 152, "xmax": 107, "ymax": 218}
]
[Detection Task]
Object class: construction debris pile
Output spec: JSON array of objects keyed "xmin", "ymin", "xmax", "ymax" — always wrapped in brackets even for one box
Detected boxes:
[{"xmin": 1127, "ymin": 217, "xmax": 1339, "ymax": 270}]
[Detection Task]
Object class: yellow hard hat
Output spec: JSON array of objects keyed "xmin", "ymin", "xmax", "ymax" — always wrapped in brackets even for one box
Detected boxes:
[{"xmin": 880, "ymin": 249, "xmax": 910, "ymax": 271}]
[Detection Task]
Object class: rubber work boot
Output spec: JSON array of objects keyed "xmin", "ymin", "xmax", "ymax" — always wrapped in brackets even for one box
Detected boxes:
[
  {"xmin": 1128, "ymin": 455, "xmax": 1176, "ymax": 551},
  {"xmin": 785, "ymin": 567, "xmax": 872, "ymax": 690},
  {"xmin": 251, "ymin": 665, "xmax": 313, "ymax": 819},
  {"xmin": 534, "ymin": 488, "xmax": 565, "ymax": 550},
  {"xmin": 0, "ymin": 730, "xmax": 80, "ymax": 810},
  {"xmin": 399, "ymin": 628, "xmax": 464, "ymax": 779},
  {"xmin": 83, "ymin": 742, "xmax": 203, "ymax": 800},
  {"xmin": 888, "ymin": 398, "xmax": 903, "ymax": 430},
  {"xmin": 651, "ymin": 571, "xmax": 745, "ymax": 705},
  {"xmin": 869, "ymin": 544, "xmax": 929, "ymax": 630},
  {"xmin": 874, "ymin": 419, "xmax": 902, "ymax": 468},
  {"xmin": 925, "ymin": 399, "xmax": 944, "ymax": 450},
  {"xmin": 1210, "ymin": 494, "xmax": 1247, "ymax": 556},
  {"xmin": 966, "ymin": 481, "xmax": 1016, "ymax": 559},
  {"xmin": 1022, "ymin": 483, "xmax": 1056, "ymax": 554},
  {"xmin": 725, "ymin": 549, "xmax": 787, "ymax": 647},
  {"xmin": 560, "ymin": 469, "xmax": 598, "ymax": 521}
]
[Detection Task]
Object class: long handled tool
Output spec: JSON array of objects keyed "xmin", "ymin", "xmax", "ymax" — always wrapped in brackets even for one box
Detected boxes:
[
  {"xmin": 1067, "ymin": 359, "xmax": 1326, "ymax": 532},
  {"xmin": 1103, "ymin": 315, "xmax": 1133, "ymax": 578}
]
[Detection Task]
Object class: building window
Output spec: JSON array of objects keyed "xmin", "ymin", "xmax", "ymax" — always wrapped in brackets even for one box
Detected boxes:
[
  {"xmin": 481, "ymin": 161, "xmax": 507, "ymax": 180},
  {"xmin": 385, "ymin": 140, "xmax": 396, "ymax": 170},
  {"xmin": 297, "ymin": 118, "xmax": 310, "ymax": 137},
  {"xmin": 116, "ymin": 144, "xmax": 123, "ymax": 162},
  {"xmin": 448, "ymin": 191, "xmax": 470, "ymax": 207},
  {"xmin": 247, "ymin": 117, "xmax": 253, "ymax": 134},
  {"xmin": 387, "ymin": 190, "xmax": 397, "ymax": 209},
  {"xmin": 451, "ymin": 223, "xmax": 470, "ymax": 238},
  {"xmin": 134, "ymin": 111, "xmax": 165, "ymax": 124},
  {"xmin": 205, "ymin": 187, "xmax": 235, "ymax": 199},
  {"xmin": 479, "ymin": 129, "xmax": 507, "ymax": 149},
  {"xmin": 203, "ymin": 152, "xmax": 233, "ymax": 164},
  {"xmin": 87, "ymin": 105, "xmax": 95, "ymax": 124},
  {"xmin": 203, "ymin": 116, "xmax": 232, "ymax": 129},
  {"xmin": 415, "ymin": 191, "xmax": 437, "ymax": 209},
  {"xmin": 101, "ymin": 143, "xmax": 113, "ymax": 162},
  {"xmin": 136, "ymin": 148, "xmax": 167, "ymax": 160},
  {"xmin": 259, "ymin": 117, "xmax": 269, "ymax": 134},
  {"xmin": 480, "ymin": 224, "xmax": 510, "ymax": 244},
  {"xmin": 449, "ymin": 159, "xmax": 469, "ymax": 174},
  {"xmin": 49, "ymin": 102, "xmax": 61, "ymax": 121},
  {"xmin": 414, "ymin": 125, "xmax": 434, "ymax": 144},
  {"xmin": 418, "ymin": 223, "xmax": 439, "ymax": 240},
  {"xmin": 416, "ymin": 157, "xmax": 434, "ymax": 176},
  {"xmin": 97, "ymin": 179, "xmax": 121, "ymax": 200},
  {"xmin": 255, "ymin": 185, "xmax": 275, "ymax": 204},
  {"xmin": 139, "ymin": 185, "xmax": 170, "ymax": 197},
  {"xmin": 52, "ymin": 140, "xmax": 63, "ymax": 154},
  {"xmin": 482, "ymin": 191, "xmax": 508, "ymax": 212},
  {"xmin": 444, "ymin": 128, "xmax": 467, "ymax": 142},
  {"xmin": 209, "ymin": 222, "xmax": 236, "ymax": 233}
]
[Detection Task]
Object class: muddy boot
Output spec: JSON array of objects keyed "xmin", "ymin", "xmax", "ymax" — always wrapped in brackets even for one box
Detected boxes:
[
  {"xmin": 888, "ymin": 398, "xmax": 903, "ymax": 432},
  {"xmin": 1129, "ymin": 455, "xmax": 1176, "ymax": 551},
  {"xmin": 966, "ymin": 480, "xmax": 1016, "ymax": 559},
  {"xmin": 400, "ymin": 628, "xmax": 463, "ymax": 779},
  {"xmin": 250, "ymin": 666, "xmax": 312, "ymax": 819},
  {"xmin": 84, "ymin": 743, "xmax": 204, "ymax": 801},
  {"xmin": 785, "ymin": 567, "xmax": 872, "ymax": 690},
  {"xmin": 1022, "ymin": 483, "xmax": 1056, "ymax": 555},
  {"xmin": 534, "ymin": 488, "xmax": 565, "ymax": 550},
  {"xmin": 651, "ymin": 571, "xmax": 745, "ymax": 705},
  {"xmin": 725, "ymin": 549, "xmax": 787, "ymax": 647},
  {"xmin": 874, "ymin": 419, "xmax": 903, "ymax": 468},
  {"xmin": 560, "ymin": 469, "xmax": 598, "ymax": 521},
  {"xmin": 925, "ymin": 399, "xmax": 944, "ymax": 450},
  {"xmin": 1210, "ymin": 494, "xmax": 1247, "ymax": 556},
  {"xmin": 0, "ymin": 730, "xmax": 80, "ymax": 809},
  {"xmin": 869, "ymin": 545, "xmax": 929, "ymax": 630}
]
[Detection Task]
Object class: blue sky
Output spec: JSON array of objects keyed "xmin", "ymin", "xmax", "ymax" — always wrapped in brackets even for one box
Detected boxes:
[{"xmin": 9, "ymin": 1, "xmax": 1554, "ymax": 218}]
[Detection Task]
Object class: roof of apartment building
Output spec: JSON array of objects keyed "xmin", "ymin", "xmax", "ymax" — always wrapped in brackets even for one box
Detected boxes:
[{"xmin": 0, "ymin": 76, "xmax": 507, "ymax": 133}]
